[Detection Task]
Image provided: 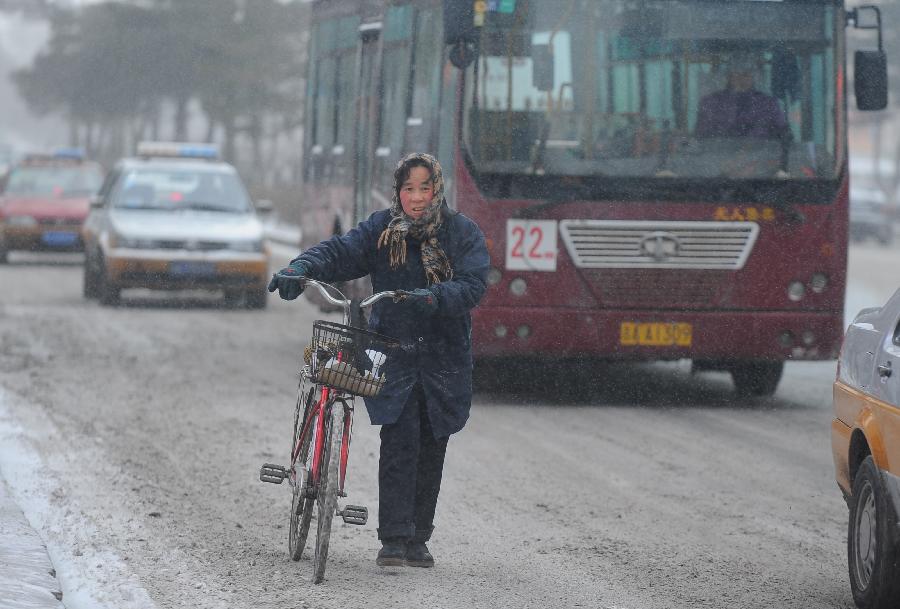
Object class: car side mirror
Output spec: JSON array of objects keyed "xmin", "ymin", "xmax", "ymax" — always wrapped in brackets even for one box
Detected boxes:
[
  {"xmin": 255, "ymin": 199, "xmax": 274, "ymax": 215},
  {"xmin": 89, "ymin": 194, "xmax": 104, "ymax": 209}
]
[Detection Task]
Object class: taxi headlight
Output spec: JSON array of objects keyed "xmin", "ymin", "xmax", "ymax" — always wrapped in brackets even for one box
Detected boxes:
[
  {"xmin": 7, "ymin": 215, "xmax": 37, "ymax": 226},
  {"xmin": 229, "ymin": 240, "xmax": 264, "ymax": 253}
]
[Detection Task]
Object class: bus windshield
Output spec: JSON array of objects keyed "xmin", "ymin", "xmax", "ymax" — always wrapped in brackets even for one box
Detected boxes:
[{"xmin": 464, "ymin": 0, "xmax": 837, "ymax": 182}]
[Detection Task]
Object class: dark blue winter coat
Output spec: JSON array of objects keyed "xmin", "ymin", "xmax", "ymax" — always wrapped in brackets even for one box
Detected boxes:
[{"xmin": 294, "ymin": 205, "xmax": 489, "ymax": 437}]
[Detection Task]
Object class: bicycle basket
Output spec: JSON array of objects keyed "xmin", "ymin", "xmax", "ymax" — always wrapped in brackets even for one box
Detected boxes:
[{"xmin": 310, "ymin": 320, "xmax": 400, "ymax": 398}]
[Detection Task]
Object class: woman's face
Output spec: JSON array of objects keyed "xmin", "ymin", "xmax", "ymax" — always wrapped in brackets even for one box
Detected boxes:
[{"xmin": 399, "ymin": 166, "xmax": 434, "ymax": 220}]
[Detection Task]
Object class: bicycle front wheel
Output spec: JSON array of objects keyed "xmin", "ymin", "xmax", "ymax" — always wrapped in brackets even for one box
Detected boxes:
[
  {"xmin": 312, "ymin": 404, "xmax": 343, "ymax": 584},
  {"xmin": 289, "ymin": 386, "xmax": 316, "ymax": 561}
]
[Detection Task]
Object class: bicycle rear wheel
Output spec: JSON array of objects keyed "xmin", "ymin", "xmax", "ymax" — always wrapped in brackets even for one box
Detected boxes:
[
  {"xmin": 311, "ymin": 404, "xmax": 343, "ymax": 584},
  {"xmin": 289, "ymin": 386, "xmax": 316, "ymax": 561}
]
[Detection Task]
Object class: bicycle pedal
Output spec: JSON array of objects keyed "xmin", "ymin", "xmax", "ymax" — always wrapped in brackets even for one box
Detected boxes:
[
  {"xmin": 340, "ymin": 505, "xmax": 368, "ymax": 525},
  {"xmin": 259, "ymin": 463, "xmax": 288, "ymax": 484}
]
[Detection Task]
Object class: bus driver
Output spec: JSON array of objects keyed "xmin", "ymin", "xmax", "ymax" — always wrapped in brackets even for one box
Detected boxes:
[{"xmin": 694, "ymin": 55, "xmax": 788, "ymax": 139}]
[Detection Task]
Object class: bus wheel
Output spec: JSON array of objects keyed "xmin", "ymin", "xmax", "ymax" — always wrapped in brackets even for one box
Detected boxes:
[{"xmin": 729, "ymin": 360, "xmax": 783, "ymax": 397}]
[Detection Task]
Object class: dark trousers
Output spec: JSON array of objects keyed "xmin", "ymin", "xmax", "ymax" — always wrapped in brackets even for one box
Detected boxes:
[{"xmin": 377, "ymin": 383, "xmax": 449, "ymax": 542}]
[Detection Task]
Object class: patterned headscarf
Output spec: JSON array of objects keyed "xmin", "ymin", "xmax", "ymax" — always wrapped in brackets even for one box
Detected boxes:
[{"xmin": 377, "ymin": 153, "xmax": 453, "ymax": 285}]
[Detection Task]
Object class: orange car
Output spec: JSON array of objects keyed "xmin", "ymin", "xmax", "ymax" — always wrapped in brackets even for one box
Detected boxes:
[
  {"xmin": 832, "ymin": 287, "xmax": 900, "ymax": 609},
  {"xmin": 0, "ymin": 150, "xmax": 104, "ymax": 262}
]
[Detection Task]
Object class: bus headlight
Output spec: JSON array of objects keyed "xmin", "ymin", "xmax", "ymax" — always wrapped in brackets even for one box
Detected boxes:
[
  {"xmin": 516, "ymin": 325, "xmax": 531, "ymax": 339},
  {"xmin": 787, "ymin": 281, "xmax": 805, "ymax": 302},
  {"xmin": 810, "ymin": 273, "xmax": 827, "ymax": 293},
  {"xmin": 801, "ymin": 330, "xmax": 816, "ymax": 346},
  {"xmin": 486, "ymin": 268, "xmax": 503, "ymax": 285},
  {"xmin": 509, "ymin": 278, "xmax": 527, "ymax": 296},
  {"xmin": 494, "ymin": 324, "xmax": 508, "ymax": 338}
]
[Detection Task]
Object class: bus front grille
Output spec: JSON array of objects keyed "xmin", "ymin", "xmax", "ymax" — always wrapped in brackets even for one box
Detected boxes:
[{"xmin": 559, "ymin": 220, "xmax": 759, "ymax": 270}]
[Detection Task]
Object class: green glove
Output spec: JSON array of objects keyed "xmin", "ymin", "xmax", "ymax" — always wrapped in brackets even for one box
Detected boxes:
[{"xmin": 267, "ymin": 260, "xmax": 310, "ymax": 300}]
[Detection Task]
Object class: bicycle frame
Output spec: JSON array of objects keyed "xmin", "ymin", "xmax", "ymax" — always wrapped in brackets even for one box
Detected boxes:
[
  {"xmin": 293, "ymin": 386, "xmax": 354, "ymax": 497},
  {"xmin": 260, "ymin": 276, "xmax": 403, "ymax": 581},
  {"xmin": 290, "ymin": 279, "xmax": 399, "ymax": 499}
]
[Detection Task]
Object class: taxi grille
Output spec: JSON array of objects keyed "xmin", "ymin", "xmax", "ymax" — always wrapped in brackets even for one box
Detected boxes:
[
  {"xmin": 155, "ymin": 240, "xmax": 230, "ymax": 251},
  {"xmin": 559, "ymin": 220, "xmax": 759, "ymax": 270}
]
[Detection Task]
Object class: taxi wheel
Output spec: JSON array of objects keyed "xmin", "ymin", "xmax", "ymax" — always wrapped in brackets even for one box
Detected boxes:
[
  {"xmin": 848, "ymin": 456, "xmax": 900, "ymax": 609},
  {"xmin": 245, "ymin": 289, "xmax": 268, "ymax": 310},
  {"xmin": 729, "ymin": 360, "xmax": 783, "ymax": 397},
  {"xmin": 225, "ymin": 289, "xmax": 267, "ymax": 310},
  {"xmin": 83, "ymin": 262, "xmax": 100, "ymax": 299},
  {"xmin": 98, "ymin": 268, "xmax": 121, "ymax": 307}
]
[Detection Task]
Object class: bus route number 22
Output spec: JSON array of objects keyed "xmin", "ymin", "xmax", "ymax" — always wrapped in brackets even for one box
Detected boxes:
[{"xmin": 505, "ymin": 219, "xmax": 558, "ymax": 271}]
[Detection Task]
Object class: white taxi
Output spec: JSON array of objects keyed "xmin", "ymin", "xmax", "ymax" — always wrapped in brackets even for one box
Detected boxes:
[{"xmin": 82, "ymin": 142, "xmax": 271, "ymax": 308}]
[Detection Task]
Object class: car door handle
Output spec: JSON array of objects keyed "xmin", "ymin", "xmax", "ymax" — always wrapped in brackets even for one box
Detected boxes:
[{"xmin": 877, "ymin": 361, "xmax": 892, "ymax": 378}]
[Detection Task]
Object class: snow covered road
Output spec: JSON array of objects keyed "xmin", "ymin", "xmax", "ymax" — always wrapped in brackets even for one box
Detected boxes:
[{"xmin": 0, "ymin": 242, "xmax": 897, "ymax": 609}]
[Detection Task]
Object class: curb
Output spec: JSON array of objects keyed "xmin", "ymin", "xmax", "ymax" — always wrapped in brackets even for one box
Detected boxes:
[{"xmin": 0, "ymin": 478, "xmax": 64, "ymax": 609}]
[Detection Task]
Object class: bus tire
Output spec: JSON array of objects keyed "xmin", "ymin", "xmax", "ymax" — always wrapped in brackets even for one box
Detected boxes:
[
  {"xmin": 848, "ymin": 456, "xmax": 900, "ymax": 609},
  {"xmin": 729, "ymin": 360, "xmax": 783, "ymax": 397}
]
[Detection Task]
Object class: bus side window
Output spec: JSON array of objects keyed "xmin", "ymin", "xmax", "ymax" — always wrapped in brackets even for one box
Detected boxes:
[
  {"xmin": 406, "ymin": 7, "xmax": 443, "ymax": 153},
  {"xmin": 373, "ymin": 5, "xmax": 414, "ymax": 202},
  {"xmin": 332, "ymin": 15, "xmax": 361, "ymax": 184},
  {"xmin": 305, "ymin": 18, "xmax": 337, "ymax": 184}
]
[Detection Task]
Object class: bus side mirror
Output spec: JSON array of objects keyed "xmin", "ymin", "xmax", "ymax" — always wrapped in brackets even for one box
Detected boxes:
[
  {"xmin": 444, "ymin": 0, "xmax": 478, "ymax": 69},
  {"xmin": 89, "ymin": 194, "xmax": 104, "ymax": 209},
  {"xmin": 855, "ymin": 50, "xmax": 888, "ymax": 111},
  {"xmin": 847, "ymin": 6, "xmax": 888, "ymax": 111},
  {"xmin": 443, "ymin": 0, "xmax": 477, "ymax": 45},
  {"xmin": 532, "ymin": 44, "xmax": 554, "ymax": 92}
]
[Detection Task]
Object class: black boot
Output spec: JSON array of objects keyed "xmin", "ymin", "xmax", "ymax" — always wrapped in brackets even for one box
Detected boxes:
[
  {"xmin": 376, "ymin": 538, "xmax": 407, "ymax": 567},
  {"xmin": 405, "ymin": 541, "xmax": 434, "ymax": 567}
]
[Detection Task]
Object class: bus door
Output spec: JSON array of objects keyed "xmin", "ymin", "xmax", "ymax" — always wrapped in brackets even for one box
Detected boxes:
[{"xmin": 353, "ymin": 21, "xmax": 383, "ymax": 224}]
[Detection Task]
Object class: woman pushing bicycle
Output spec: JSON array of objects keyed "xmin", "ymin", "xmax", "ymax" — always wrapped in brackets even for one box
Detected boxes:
[{"xmin": 268, "ymin": 152, "xmax": 489, "ymax": 568}]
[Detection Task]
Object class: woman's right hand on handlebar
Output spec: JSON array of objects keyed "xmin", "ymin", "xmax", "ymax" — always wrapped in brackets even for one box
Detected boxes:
[{"xmin": 267, "ymin": 261, "xmax": 311, "ymax": 300}]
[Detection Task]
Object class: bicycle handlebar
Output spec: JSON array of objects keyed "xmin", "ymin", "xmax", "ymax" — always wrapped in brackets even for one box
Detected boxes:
[{"xmin": 271, "ymin": 274, "xmax": 402, "ymax": 310}]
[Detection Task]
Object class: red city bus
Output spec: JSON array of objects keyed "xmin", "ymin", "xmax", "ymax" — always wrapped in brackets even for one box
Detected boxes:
[{"xmin": 301, "ymin": 0, "xmax": 886, "ymax": 395}]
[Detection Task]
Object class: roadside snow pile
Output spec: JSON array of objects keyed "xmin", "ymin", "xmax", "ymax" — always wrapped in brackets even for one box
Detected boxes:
[
  {"xmin": 0, "ymin": 478, "xmax": 63, "ymax": 609},
  {"xmin": 0, "ymin": 389, "xmax": 159, "ymax": 609}
]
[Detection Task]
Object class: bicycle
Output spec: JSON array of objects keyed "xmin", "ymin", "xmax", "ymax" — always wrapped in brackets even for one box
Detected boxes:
[{"xmin": 259, "ymin": 277, "xmax": 402, "ymax": 584}]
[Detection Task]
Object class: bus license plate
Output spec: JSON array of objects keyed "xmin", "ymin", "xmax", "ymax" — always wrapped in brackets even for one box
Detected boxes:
[{"xmin": 620, "ymin": 322, "xmax": 692, "ymax": 347}]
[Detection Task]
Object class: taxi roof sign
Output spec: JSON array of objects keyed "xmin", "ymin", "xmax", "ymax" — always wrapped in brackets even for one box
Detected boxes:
[
  {"xmin": 53, "ymin": 147, "xmax": 86, "ymax": 160},
  {"xmin": 136, "ymin": 141, "xmax": 219, "ymax": 160}
]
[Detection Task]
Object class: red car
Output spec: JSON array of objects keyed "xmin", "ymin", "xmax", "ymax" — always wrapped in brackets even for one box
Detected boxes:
[{"xmin": 0, "ymin": 150, "xmax": 105, "ymax": 262}]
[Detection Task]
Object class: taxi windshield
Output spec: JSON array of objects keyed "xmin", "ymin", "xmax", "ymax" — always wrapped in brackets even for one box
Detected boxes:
[
  {"xmin": 5, "ymin": 165, "xmax": 104, "ymax": 197},
  {"xmin": 464, "ymin": 0, "xmax": 837, "ymax": 181},
  {"xmin": 110, "ymin": 167, "xmax": 253, "ymax": 213}
]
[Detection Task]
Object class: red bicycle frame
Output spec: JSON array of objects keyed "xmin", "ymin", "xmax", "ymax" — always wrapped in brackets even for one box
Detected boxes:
[{"xmin": 293, "ymin": 383, "xmax": 355, "ymax": 496}]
